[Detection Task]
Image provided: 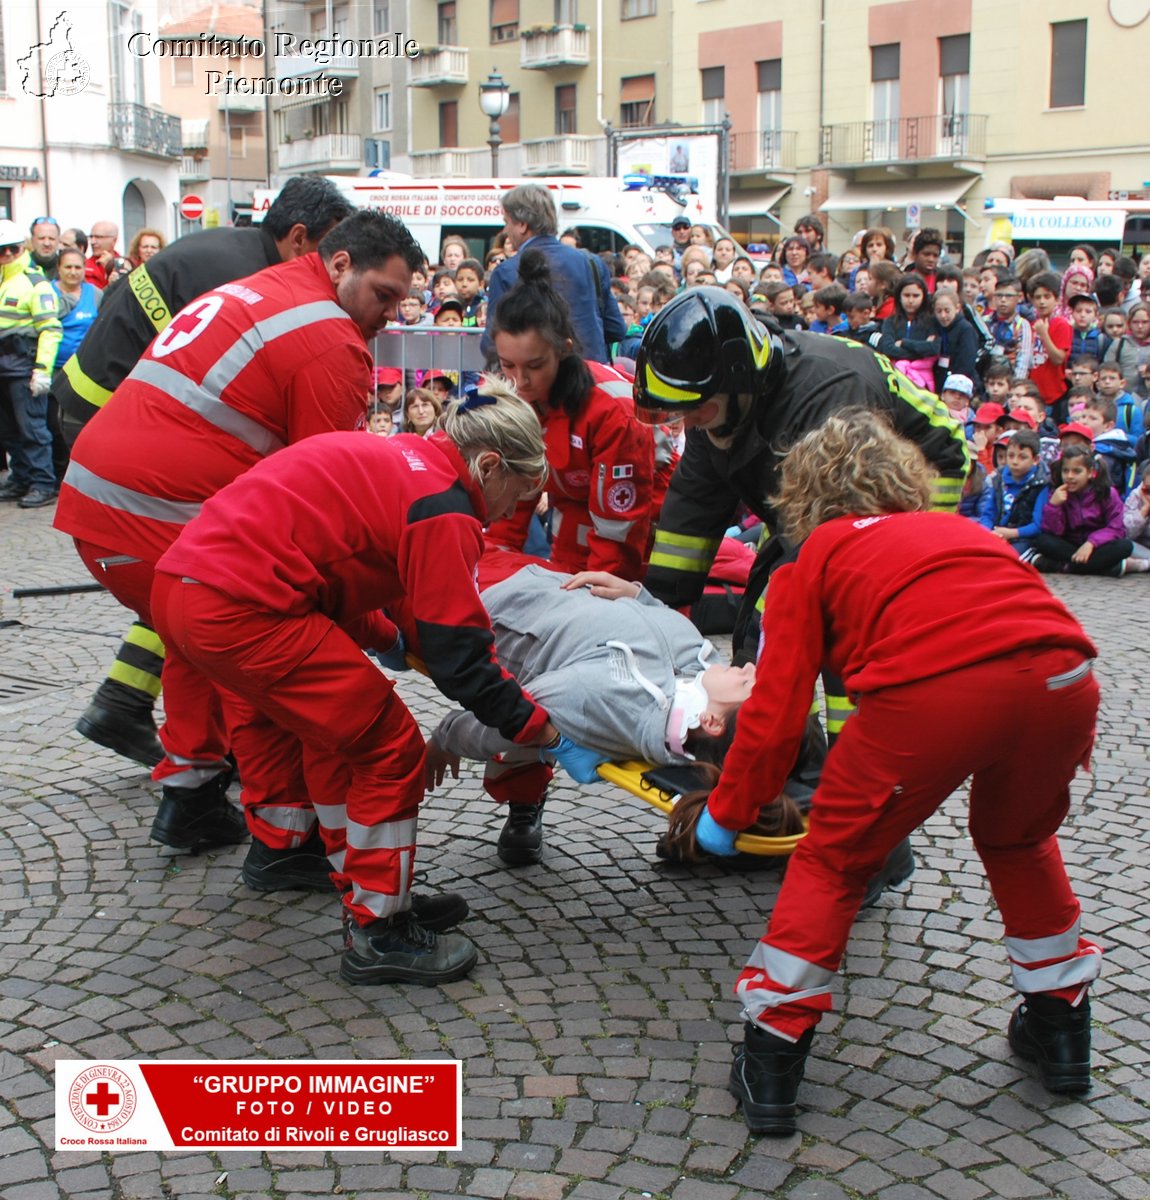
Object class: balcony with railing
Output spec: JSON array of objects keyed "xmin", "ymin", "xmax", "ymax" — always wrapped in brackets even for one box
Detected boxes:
[
  {"xmin": 523, "ymin": 135, "xmax": 601, "ymax": 175},
  {"xmin": 410, "ymin": 46, "xmax": 469, "ymax": 87},
  {"xmin": 520, "ymin": 25, "xmax": 591, "ymax": 69},
  {"xmin": 179, "ymin": 155, "xmax": 211, "ymax": 181},
  {"xmin": 277, "ymin": 132, "xmax": 364, "ymax": 172},
  {"xmin": 819, "ymin": 114, "xmax": 987, "ymax": 167},
  {"xmin": 409, "ymin": 148, "xmax": 481, "ymax": 177},
  {"xmin": 729, "ymin": 129, "xmax": 797, "ymax": 176},
  {"xmin": 109, "ymin": 103, "xmax": 182, "ymax": 159}
]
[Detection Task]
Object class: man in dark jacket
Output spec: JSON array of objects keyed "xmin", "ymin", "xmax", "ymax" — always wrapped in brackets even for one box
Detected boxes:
[
  {"xmin": 53, "ymin": 175, "xmax": 354, "ymax": 768},
  {"xmin": 635, "ymin": 288, "xmax": 969, "ymax": 609},
  {"xmin": 482, "ymin": 184, "xmax": 625, "ymax": 363}
]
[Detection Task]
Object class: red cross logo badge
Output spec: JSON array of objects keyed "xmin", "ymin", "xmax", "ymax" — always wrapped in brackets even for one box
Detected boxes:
[
  {"xmin": 68, "ymin": 1065, "xmax": 137, "ymax": 1132},
  {"xmin": 152, "ymin": 295, "xmax": 224, "ymax": 359}
]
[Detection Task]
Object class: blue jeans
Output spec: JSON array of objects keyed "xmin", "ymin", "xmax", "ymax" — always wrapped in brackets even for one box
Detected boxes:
[{"xmin": 0, "ymin": 377, "xmax": 56, "ymax": 490}]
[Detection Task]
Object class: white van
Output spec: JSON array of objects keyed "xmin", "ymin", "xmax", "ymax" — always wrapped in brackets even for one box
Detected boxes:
[{"xmin": 252, "ymin": 173, "xmax": 726, "ymax": 264}]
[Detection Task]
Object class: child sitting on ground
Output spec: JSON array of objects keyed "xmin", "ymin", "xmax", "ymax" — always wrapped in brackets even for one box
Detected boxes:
[
  {"xmin": 977, "ymin": 429, "xmax": 1048, "ymax": 556},
  {"xmin": 1033, "ymin": 446, "xmax": 1143, "ymax": 576},
  {"xmin": 1122, "ymin": 462, "xmax": 1150, "ymax": 562},
  {"xmin": 981, "ymin": 358, "xmax": 1014, "ymax": 407}
]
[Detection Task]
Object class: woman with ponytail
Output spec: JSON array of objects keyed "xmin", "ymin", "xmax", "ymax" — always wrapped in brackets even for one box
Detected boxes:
[{"xmin": 485, "ymin": 249, "xmax": 655, "ymax": 581}]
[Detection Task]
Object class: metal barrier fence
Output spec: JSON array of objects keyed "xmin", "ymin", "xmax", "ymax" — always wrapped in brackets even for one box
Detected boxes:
[{"xmin": 370, "ymin": 326, "xmax": 488, "ymax": 380}]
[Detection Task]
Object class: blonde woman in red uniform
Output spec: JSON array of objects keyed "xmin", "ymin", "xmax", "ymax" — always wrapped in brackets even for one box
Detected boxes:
[{"xmin": 690, "ymin": 409, "xmax": 1102, "ymax": 1135}]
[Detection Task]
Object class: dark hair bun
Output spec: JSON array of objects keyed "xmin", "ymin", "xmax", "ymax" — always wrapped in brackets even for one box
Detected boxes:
[{"xmin": 516, "ymin": 248, "xmax": 553, "ymax": 286}]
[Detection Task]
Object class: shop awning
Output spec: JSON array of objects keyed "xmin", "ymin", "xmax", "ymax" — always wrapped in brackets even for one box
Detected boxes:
[
  {"xmin": 727, "ymin": 186, "xmax": 791, "ymax": 223},
  {"xmin": 820, "ymin": 177, "xmax": 977, "ymax": 221}
]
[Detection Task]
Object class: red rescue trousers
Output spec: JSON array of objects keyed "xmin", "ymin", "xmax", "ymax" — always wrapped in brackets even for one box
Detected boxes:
[
  {"xmin": 76, "ymin": 539, "xmax": 313, "ymax": 848},
  {"xmin": 151, "ymin": 573, "xmax": 425, "ymax": 925},
  {"xmin": 737, "ymin": 646, "xmax": 1103, "ymax": 1041}
]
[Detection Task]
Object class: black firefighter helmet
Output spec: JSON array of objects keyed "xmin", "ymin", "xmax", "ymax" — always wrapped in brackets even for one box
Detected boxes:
[{"xmin": 633, "ymin": 286, "xmax": 775, "ymax": 426}]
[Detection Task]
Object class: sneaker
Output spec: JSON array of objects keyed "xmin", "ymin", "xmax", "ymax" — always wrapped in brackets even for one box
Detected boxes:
[
  {"xmin": 16, "ymin": 486, "xmax": 58, "ymax": 509},
  {"xmin": 341, "ymin": 910, "xmax": 478, "ymax": 986},
  {"xmin": 76, "ymin": 701, "xmax": 164, "ymax": 768},
  {"xmin": 497, "ymin": 799, "xmax": 545, "ymax": 865},
  {"xmin": 151, "ymin": 774, "xmax": 249, "ymax": 852},
  {"xmin": 0, "ymin": 479, "xmax": 29, "ymax": 501},
  {"xmin": 1008, "ymin": 993, "xmax": 1091, "ymax": 1094},
  {"xmin": 242, "ymin": 828, "xmax": 333, "ymax": 892},
  {"xmin": 1031, "ymin": 555, "xmax": 1059, "ymax": 574}
]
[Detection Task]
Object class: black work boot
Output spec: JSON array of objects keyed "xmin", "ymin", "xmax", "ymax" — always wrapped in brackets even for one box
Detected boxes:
[
  {"xmin": 1008, "ymin": 993, "xmax": 1092, "ymax": 1094},
  {"xmin": 497, "ymin": 799, "xmax": 545, "ymax": 865},
  {"xmin": 242, "ymin": 827, "xmax": 334, "ymax": 892},
  {"xmin": 341, "ymin": 895, "xmax": 469, "ymax": 944},
  {"xmin": 151, "ymin": 774, "xmax": 249, "ymax": 852},
  {"xmin": 860, "ymin": 836, "xmax": 916, "ymax": 908},
  {"xmin": 729, "ymin": 1022, "xmax": 814, "ymax": 1136},
  {"xmin": 76, "ymin": 683, "xmax": 164, "ymax": 768},
  {"xmin": 340, "ymin": 909, "xmax": 478, "ymax": 986}
]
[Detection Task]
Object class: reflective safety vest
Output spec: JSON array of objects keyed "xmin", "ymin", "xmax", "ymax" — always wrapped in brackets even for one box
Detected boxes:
[{"xmin": 0, "ymin": 251, "xmax": 61, "ymax": 379}]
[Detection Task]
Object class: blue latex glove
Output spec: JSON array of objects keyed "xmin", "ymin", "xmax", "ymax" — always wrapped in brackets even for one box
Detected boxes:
[
  {"xmin": 695, "ymin": 807, "xmax": 739, "ymax": 857},
  {"xmin": 369, "ymin": 630, "xmax": 408, "ymax": 672},
  {"xmin": 545, "ymin": 734, "xmax": 607, "ymax": 784}
]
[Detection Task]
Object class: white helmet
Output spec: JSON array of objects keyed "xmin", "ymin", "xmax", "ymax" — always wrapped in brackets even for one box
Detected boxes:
[{"xmin": 0, "ymin": 219, "xmax": 25, "ymax": 248}]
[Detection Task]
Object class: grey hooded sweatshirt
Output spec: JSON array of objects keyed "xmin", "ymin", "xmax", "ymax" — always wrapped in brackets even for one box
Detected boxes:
[{"xmin": 432, "ymin": 564, "xmax": 723, "ymax": 764}]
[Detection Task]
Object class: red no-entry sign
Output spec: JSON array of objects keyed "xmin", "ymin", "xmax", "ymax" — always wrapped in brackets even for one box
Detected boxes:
[{"xmin": 178, "ymin": 194, "xmax": 205, "ymax": 221}]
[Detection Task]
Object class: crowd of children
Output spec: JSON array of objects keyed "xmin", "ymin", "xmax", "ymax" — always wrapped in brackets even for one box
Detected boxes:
[{"xmin": 372, "ymin": 219, "xmax": 1150, "ymax": 581}]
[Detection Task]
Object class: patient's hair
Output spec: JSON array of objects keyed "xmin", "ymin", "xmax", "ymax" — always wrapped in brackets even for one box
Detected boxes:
[{"xmin": 660, "ymin": 714, "xmax": 820, "ymax": 860}]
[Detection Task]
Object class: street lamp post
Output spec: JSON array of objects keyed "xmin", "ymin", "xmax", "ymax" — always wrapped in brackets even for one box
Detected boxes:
[{"xmin": 478, "ymin": 68, "xmax": 511, "ymax": 178}]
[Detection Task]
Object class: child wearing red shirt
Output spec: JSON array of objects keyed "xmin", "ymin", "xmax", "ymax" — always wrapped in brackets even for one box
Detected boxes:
[{"xmin": 1027, "ymin": 271, "xmax": 1073, "ymax": 422}]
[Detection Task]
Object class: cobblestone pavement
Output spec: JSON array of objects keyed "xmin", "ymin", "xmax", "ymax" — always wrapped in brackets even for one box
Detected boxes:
[{"xmin": 2, "ymin": 504, "xmax": 1148, "ymax": 1200}]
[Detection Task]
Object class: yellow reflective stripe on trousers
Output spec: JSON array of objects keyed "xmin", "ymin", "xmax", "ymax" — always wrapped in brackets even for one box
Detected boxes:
[
  {"xmin": 62, "ymin": 354, "xmax": 114, "ymax": 409},
  {"xmin": 124, "ymin": 623, "xmax": 166, "ymax": 656},
  {"xmin": 108, "ymin": 660, "xmax": 164, "ymax": 698}
]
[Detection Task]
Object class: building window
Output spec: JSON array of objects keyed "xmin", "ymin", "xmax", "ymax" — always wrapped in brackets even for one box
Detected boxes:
[
  {"xmin": 503, "ymin": 92, "xmax": 521, "ymax": 144},
  {"xmin": 439, "ymin": 99, "xmax": 458, "ymax": 147},
  {"xmin": 700, "ymin": 66, "xmax": 724, "ymax": 125},
  {"xmin": 172, "ymin": 58, "xmax": 194, "ymax": 87},
  {"xmin": 373, "ymin": 0, "xmax": 390, "ymax": 35},
  {"xmin": 374, "ymin": 87, "xmax": 392, "ymax": 131},
  {"xmin": 620, "ymin": 74, "xmax": 654, "ymax": 127},
  {"xmin": 757, "ymin": 58, "xmax": 782, "ymax": 167},
  {"xmin": 229, "ymin": 125, "xmax": 246, "ymax": 159},
  {"xmin": 556, "ymin": 0, "xmax": 578, "ymax": 22},
  {"xmin": 870, "ymin": 43, "xmax": 900, "ymax": 161},
  {"xmin": 491, "ymin": 0, "xmax": 518, "ymax": 42},
  {"xmin": 939, "ymin": 34, "xmax": 970, "ymax": 154},
  {"xmin": 555, "ymin": 84, "xmax": 577, "ymax": 135},
  {"xmin": 438, "ymin": 1, "xmax": 457, "ymax": 45},
  {"xmin": 1050, "ymin": 19, "xmax": 1086, "ymax": 108},
  {"xmin": 621, "ymin": 0, "xmax": 655, "ymax": 18}
]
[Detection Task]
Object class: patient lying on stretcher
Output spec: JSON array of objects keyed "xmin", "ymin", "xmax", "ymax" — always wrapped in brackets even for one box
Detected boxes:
[{"xmin": 423, "ymin": 560, "xmax": 810, "ymax": 864}]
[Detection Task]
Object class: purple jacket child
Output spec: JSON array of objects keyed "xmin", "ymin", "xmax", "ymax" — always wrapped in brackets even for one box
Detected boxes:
[{"xmin": 1040, "ymin": 486, "xmax": 1126, "ymax": 547}]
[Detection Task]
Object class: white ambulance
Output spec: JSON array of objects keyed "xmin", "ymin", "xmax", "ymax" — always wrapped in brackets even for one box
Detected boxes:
[{"xmin": 252, "ymin": 173, "xmax": 724, "ymax": 264}]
